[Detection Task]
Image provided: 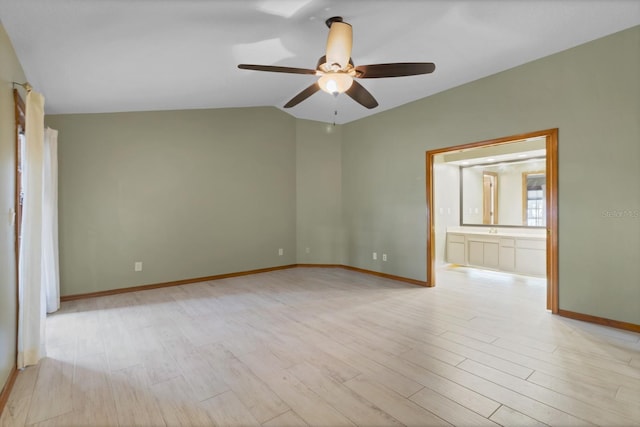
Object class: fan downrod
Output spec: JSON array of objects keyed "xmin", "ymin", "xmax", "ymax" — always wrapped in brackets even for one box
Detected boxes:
[{"xmin": 325, "ymin": 16, "xmax": 343, "ymax": 28}]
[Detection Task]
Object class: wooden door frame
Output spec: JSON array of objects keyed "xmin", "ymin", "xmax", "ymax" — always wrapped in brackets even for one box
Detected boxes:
[
  {"xmin": 425, "ymin": 128, "xmax": 559, "ymax": 313},
  {"xmin": 0, "ymin": 89, "xmax": 25, "ymax": 417},
  {"xmin": 482, "ymin": 171, "xmax": 499, "ymax": 225}
]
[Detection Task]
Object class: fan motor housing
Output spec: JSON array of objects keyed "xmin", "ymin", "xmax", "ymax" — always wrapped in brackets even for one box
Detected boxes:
[{"xmin": 325, "ymin": 16, "xmax": 344, "ymax": 28}]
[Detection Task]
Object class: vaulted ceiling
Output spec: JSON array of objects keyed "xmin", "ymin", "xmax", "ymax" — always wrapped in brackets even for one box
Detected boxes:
[{"xmin": 1, "ymin": 1, "xmax": 638, "ymax": 124}]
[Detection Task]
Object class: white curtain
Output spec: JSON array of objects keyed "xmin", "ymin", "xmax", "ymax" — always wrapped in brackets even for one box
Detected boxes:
[
  {"xmin": 43, "ymin": 128, "xmax": 60, "ymax": 313},
  {"xmin": 17, "ymin": 90, "xmax": 59, "ymax": 368}
]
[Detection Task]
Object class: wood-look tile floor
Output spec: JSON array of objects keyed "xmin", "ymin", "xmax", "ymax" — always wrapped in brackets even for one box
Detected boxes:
[{"xmin": 2, "ymin": 266, "xmax": 639, "ymax": 426}]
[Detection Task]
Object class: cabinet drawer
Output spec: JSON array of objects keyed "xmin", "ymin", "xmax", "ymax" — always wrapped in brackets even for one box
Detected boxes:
[
  {"xmin": 499, "ymin": 238, "xmax": 515, "ymax": 248},
  {"xmin": 516, "ymin": 239, "xmax": 545, "ymax": 250},
  {"xmin": 448, "ymin": 233, "xmax": 465, "ymax": 244}
]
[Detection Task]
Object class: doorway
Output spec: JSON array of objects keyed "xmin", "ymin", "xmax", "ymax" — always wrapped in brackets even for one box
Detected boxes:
[{"xmin": 425, "ymin": 129, "xmax": 558, "ymax": 312}]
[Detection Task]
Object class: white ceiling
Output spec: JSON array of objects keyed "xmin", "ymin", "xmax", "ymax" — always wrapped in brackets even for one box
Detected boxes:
[{"xmin": 1, "ymin": 1, "xmax": 638, "ymax": 124}]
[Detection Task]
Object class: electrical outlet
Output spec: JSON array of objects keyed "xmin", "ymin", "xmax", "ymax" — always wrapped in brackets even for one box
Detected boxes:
[
  {"xmin": 372, "ymin": 252, "xmax": 377, "ymax": 260},
  {"xmin": 305, "ymin": 247, "xmax": 310, "ymax": 254},
  {"xmin": 134, "ymin": 261, "xmax": 142, "ymax": 272},
  {"xmin": 278, "ymin": 248, "xmax": 284, "ymax": 256},
  {"xmin": 382, "ymin": 254, "xmax": 388, "ymax": 261}
]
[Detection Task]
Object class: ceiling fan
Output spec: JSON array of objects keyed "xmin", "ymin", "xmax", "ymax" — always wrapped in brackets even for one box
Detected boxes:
[{"xmin": 238, "ymin": 17, "xmax": 435, "ymax": 109}]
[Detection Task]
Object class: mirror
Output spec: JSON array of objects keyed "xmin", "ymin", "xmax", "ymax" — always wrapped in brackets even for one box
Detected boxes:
[
  {"xmin": 443, "ymin": 137, "xmax": 547, "ymax": 228},
  {"xmin": 460, "ymin": 159, "xmax": 546, "ymax": 227}
]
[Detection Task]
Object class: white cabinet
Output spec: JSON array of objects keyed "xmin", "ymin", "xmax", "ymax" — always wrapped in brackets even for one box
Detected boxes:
[
  {"xmin": 446, "ymin": 231, "xmax": 545, "ymax": 276},
  {"xmin": 468, "ymin": 241, "xmax": 483, "ymax": 266},
  {"xmin": 467, "ymin": 239, "xmax": 499, "ymax": 269},
  {"xmin": 483, "ymin": 242, "xmax": 499, "ymax": 268},
  {"xmin": 516, "ymin": 238, "xmax": 546, "ymax": 276},
  {"xmin": 499, "ymin": 238, "xmax": 515, "ymax": 272},
  {"xmin": 446, "ymin": 233, "xmax": 466, "ymax": 265}
]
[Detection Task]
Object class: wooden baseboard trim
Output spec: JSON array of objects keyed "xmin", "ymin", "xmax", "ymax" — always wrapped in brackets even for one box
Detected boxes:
[
  {"xmin": 0, "ymin": 366, "xmax": 18, "ymax": 418},
  {"xmin": 296, "ymin": 264, "xmax": 342, "ymax": 268},
  {"xmin": 338, "ymin": 265, "xmax": 427, "ymax": 287},
  {"xmin": 558, "ymin": 309, "xmax": 640, "ymax": 333},
  {"xmin": 53, "ymin": 266, "xmax": 640, "ymax": 335},
  {"xmin": 296, "ymin": 263, "xmax": 426, "ymax": 286},
  {"xmin": 60, "ymin": 264, "xmax": 298, "ymax": 302},
  {"xmin": 61, "ymin": 263, "xmax": 426, "ymax": 302}
]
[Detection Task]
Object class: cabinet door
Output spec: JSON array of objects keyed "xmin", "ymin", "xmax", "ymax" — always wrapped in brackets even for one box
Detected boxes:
[
  {"xmin": 468, "ymin": 241, "xmax": 484, "ymax": 266},
  {"xmin": 447, "ymin": 242, "xmax": 465, "ymax": 264},
  {"xmin": 499, "ymin": 247, "xmax": 515, "ymax": 271},
  {"xmin": 484, "ymin": 242, "xmax": 499, "ymax": 268},
  {"xmin": 515, "ymin": 239, "xmax": 546, "ymax": 276},
  {"xmin": 516, "ymin": 248, "xmax": 546, "ymax": 276}
]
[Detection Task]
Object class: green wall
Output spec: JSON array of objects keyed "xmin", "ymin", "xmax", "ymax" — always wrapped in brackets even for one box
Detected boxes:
[
  {"xmin": 295, "ymin": 119, "xmax": 345, "ymax": 264},
  {"xmin": 0, "ymin": 23, "xmax": 26, "ymax": 397},
  {"xmin": 47, "ymin": 107, "xmax": 297, "ymax": 296},
  {"xmin": 342, "ymin": 25, "xmax": 640, "ymax": 324},
  {"xmin": 48, "ymin": 112, "xmax": 351, "ymax": 296}
]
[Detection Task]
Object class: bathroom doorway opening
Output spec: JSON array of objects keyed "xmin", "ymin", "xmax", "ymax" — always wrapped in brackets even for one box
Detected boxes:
[{"xmin": 425, "ymin": 129, "xmax": 558, "ymax": 312}]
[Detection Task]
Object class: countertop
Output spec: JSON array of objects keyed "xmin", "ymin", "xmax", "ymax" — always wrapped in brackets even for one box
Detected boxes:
[{"xmin": 447, "ymin": 229, "xmax": 546, "ymax": 240}]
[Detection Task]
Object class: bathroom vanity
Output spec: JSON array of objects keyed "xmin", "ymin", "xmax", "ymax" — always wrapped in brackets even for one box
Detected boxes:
[{"xmin": 446, "ymin": 228, "xmax": 546, "ymax": 276}]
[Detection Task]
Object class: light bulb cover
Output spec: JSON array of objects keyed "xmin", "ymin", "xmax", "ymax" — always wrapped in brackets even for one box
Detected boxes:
[{"xmin": 318, "ymin": 73, "xmax": 354, "ymax": 95}]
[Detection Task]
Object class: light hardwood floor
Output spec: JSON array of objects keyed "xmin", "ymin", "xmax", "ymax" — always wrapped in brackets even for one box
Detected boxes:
[{"xmin": 1, "ymin": 266, "xmax": 639, "ymax": 426}]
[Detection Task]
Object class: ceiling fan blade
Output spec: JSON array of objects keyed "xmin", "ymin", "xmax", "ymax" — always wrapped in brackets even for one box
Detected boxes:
[
  {"xmin": 355, "ymin": 62, "xmax": 436, "ymax": 78},
  {"xmin": 238, "ymin": 64, "xmax": 317, "ymax": 75},
  {"xmin": 345, "ymin": 80, "xmax": 378, "ymax": 109},
  {"xmin": 283, "ymin": 82, "xmax": 321, "ymax": 108}
]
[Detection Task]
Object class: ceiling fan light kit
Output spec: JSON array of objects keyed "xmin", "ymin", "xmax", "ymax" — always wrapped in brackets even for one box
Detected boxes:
[
  {"xmin": 238, "ymin": 16, "xmax": 435, "ymax": 109},
  {"xmin": 318, "ymin": 72, "xmax": 353, "ymax": 95}
]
